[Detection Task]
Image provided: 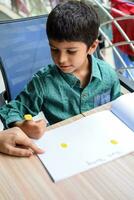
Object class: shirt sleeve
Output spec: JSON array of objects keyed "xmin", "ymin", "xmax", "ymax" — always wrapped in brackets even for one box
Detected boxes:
[
  {"xmin": 0, "ymin": 74, "xmax": 44, "ymax": 128},
  {"xmin": 110, "ymin": 71, "xmax": 121, "ymax": 101}
]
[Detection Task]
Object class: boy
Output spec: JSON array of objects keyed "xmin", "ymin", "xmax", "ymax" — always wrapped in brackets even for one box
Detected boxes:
[{"xmin": 0, "ymin": 1, "xmax": 121, "ymax": 139}]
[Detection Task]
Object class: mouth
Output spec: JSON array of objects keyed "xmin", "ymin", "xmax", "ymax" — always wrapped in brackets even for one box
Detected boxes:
[{"xmin": 59, "ymin": 65, "xmax": 72, "ymax": 69}]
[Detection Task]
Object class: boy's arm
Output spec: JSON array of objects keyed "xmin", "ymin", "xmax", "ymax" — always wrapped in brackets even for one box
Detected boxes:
[{"xmin": 0, "ymin": 74, "xmax": 45, "ymax": 137}]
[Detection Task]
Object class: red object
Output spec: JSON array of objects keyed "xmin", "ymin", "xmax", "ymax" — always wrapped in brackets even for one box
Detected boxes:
[
  {"xmin": 16, "ymin": 0, "xmax": 29, "ymax": 15},
  {"xmin": 111, "ymin": 0, "xmax": 134, "ymax": 56}
]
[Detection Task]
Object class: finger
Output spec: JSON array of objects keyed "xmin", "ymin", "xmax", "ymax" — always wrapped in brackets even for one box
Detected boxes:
[
  {"xmin": 23, "ymin": 120, "xmax": 34, "ymax": 125},
  {"xmin": 4, "ymin": 145, "xmax": 33, "ymax": 157},
  {"xmin": 15, "ymin": 136, "xmax": 44, "ymax": 154},
  {"xmin": 36, "ymin": 119, "xmax": 47, "ymax": 125},
  {"xmin": 28, "ymin": 142, "xmax": 45, "ymax": 154}
]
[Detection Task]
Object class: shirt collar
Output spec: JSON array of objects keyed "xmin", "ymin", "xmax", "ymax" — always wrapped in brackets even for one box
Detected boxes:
[{"xmin": 91, "ymin": 55, "xmax": 102, "ymax": 81}]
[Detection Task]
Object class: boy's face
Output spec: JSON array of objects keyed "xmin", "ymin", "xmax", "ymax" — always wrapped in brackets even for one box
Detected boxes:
[{"xmin": 49, "ymin": 40, "xmax": 98, "ymax": 75}]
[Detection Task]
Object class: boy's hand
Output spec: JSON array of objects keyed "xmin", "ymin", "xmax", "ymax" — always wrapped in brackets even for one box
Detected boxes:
[
  {"xmin": 14, "ymin": 119, "xmax": 47, "ymax": 139},
  {"xmin": 0, "ymin": 127, "xmax": 44, "ymax": 157}
]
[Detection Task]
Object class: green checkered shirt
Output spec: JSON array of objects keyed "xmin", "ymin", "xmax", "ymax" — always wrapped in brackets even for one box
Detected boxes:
[{"xmin": 0, "ymin": 56, "xmax": 121, "ymax": 128}]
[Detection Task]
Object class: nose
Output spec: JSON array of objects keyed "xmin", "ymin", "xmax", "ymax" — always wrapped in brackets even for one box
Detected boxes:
[{"xmin": 58, "ymin": 52, "xmax": 67, "ymax": 65}]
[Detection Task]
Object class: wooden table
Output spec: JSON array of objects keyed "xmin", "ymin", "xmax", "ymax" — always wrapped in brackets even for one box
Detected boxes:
[{"xmin": 0, "ymin": 105, "xmax": 134, "ymax": 200}]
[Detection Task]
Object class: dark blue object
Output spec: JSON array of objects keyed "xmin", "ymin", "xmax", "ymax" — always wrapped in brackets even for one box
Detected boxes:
[{"xmin": 0, "ymin": 15, "xmax": 53, "ymax": 101}]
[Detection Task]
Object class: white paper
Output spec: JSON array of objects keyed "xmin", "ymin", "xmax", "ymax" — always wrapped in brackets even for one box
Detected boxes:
[{"xmin": 35, "ymin": 109, "xmax": 134, "ymax": 182}]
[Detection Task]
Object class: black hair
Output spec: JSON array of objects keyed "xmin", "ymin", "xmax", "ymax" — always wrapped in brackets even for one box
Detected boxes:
[{"xmin": 46, "ymin": 1, "xmax": 100, "ymax": 47}]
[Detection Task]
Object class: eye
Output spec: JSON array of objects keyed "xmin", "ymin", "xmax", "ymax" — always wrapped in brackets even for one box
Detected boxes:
[
  {"xmin": 67, "ymin": 50, "xmax": 77, "ymax": 54},
  {"xmin": 50, "ymin": 48, "xmax": 59, "ymax": 53}
]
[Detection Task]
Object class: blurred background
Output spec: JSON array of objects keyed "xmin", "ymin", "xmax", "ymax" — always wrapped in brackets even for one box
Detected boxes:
[{"xmin": 0, "ymin": 0, "xmax": 134, "ymax": 95}]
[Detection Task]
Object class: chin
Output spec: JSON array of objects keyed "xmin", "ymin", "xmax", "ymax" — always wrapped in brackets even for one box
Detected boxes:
[{"xmin": 60, "ymin": 68, "xmax": 74, "ymax": 74}]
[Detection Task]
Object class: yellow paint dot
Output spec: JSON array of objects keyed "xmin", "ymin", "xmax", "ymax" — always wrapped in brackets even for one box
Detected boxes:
[
  {"xmin": 24, "ymin": 114, "xmax": 33, "ymax": 120},
  {"xmin": 60, "ymin": 143, "xmax": 68, "ymax": 148},
  {"xmin": 110, "ymin": 140, "xmax": 118, "ymax": 145}
]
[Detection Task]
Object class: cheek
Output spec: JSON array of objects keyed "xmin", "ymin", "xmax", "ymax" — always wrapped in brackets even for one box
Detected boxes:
[
  {"xmin": 73, "ymin": 54, "xmax": 87, "ymax": 65},
  {"xmin": 51, "ymin": 53, "xmax": 57, "ymax": 62}
]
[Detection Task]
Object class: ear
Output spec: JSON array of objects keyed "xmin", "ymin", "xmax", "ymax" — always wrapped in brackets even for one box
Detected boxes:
[{"xmin": 87, "ymin": 39, "xmax": 99, "ymax": 55}]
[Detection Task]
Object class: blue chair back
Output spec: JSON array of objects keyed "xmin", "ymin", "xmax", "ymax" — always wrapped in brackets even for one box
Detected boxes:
[{"xmin": 0, "ymin": 15, "xmax": 53, "ymax": 101}]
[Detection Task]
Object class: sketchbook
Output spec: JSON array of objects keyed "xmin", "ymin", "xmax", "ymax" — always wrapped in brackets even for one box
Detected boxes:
[{"xmin": 34, "ymin": 92, "xmax": 134, "ymax": 182}]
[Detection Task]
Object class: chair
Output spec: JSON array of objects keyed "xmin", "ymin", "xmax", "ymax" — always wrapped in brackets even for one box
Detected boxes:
[
  {"xmin": 0, "ymin": 13, "xmax": 103, "ymax": 105},
  {"xmin": 0, "ymin": 15, "xmax": 53, "ymax": 102}
]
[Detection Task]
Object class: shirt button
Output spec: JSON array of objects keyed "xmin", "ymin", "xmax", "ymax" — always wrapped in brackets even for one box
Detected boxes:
[{"xmin": 82, "ymin": 93, "xmax": 88, "ymax": 98}]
